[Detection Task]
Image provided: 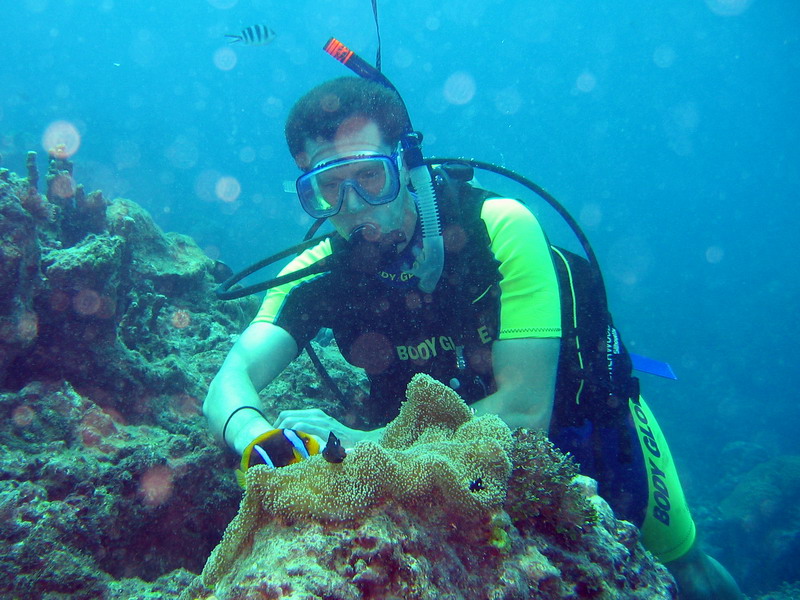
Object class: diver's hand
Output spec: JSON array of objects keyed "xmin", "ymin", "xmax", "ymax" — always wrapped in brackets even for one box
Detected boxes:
[{"xmin": 272, "ymin": 408, "xmax": 379, "ymax": 449}]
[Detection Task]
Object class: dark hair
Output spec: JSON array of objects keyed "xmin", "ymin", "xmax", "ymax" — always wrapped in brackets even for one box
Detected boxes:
[{"xmin": 285, "ymin": 77, "xmax": 409, "ymax": 163}]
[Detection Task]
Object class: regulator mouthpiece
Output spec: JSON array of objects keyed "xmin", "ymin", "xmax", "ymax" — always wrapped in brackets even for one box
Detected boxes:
[
  {"xmin": 350, "ymin": 223, "xmax": 381, "ymax": 243},
  {"xmin": 346, "ymin": 225, "xmax": 406, "ymax": 274}
]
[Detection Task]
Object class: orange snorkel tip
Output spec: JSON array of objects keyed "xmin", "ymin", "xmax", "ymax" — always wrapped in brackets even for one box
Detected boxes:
[
  {"xmin": 324, "ymin": 38, "xmax": 354, "ymax": 65},
  {"xmin": 322, "ymin": 37, "xmax": 397, "ymax": 93}
]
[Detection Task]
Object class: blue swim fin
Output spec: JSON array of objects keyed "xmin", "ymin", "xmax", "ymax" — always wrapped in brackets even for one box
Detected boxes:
[{"xmin": 630, "ymin": 353, "xmax": 677, "ymax": 380}]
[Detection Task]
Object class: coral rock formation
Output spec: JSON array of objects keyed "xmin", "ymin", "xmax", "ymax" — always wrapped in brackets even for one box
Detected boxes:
[
  {"xmin": 193, "ymin": 374, "xmax": 676, "ymax": 600},
  {"xmin": 0, "ymin": 154, "xmax": 260, "ymax": 598},
  {"xmin": 716, "ymin": 454, "xmax": 800, "ymax": 592},
  {"xmin": 1, "ymin": 154, "xmax": 365, "ymax": 598},
  {"xmin": 1, "ymin": 152, "xmax": 258, "ymax": 404}
]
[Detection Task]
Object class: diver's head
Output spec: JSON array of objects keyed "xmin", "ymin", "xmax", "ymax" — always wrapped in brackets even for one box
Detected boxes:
[
  {"xmin": 286, "ymin": 77, "xmax": 409, "ymax": 158},
  {"xmin": 285, "ymin": 78, "xmax": 417, "ymax": 250}
]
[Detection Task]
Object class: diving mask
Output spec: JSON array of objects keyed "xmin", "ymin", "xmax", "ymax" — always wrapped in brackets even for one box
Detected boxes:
[{"xmin": 296, "ymin": 150, "xmax": 402, "ymax": 219}]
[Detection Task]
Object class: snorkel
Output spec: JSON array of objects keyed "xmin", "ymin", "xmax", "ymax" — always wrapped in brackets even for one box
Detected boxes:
[{"xmin": 323, "ymin": 38, "xmax": 444, "ymax": 294}]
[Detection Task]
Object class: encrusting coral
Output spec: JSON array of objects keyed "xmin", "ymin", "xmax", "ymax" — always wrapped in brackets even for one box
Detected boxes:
[
  {"xmin": 193, "ymin": 374, "xmax": 676, "ymax": 600},
  {"xmin": 506, "ymin": 428, "xmax": 597, "ymax": 546},
  {"xmin": 200, "ymin": 373, "xmax": 514, "ymax": 589}
]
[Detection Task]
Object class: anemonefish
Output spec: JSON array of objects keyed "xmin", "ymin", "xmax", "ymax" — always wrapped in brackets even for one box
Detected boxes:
[
  {"xmin": 225, "ymin": 24, "xmax": 277, "ymax": 46},
  {"xmin": 236, "ymin": 428, "xmax": 319, "ymax": 488}
]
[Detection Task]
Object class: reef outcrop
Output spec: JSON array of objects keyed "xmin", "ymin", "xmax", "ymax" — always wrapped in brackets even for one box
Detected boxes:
[
  {"xmin": 190, "ymin": 374, "xmax": 676, "ymax": 600},
  {"xmin": 0, "ymin": 153, "xmax": 371, "ymax": 599},
  {"xmin": 1, "ymin": 153, "xmax": 257, "ymax": 404},
  {"xmin": 713, "ymin": 453, "xmax": 800, "ymax": 593}
]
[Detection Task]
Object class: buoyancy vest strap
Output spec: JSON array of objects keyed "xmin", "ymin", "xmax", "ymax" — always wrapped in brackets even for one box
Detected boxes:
[{"xmin": 551, "ymin": 246, "xmax": 586, "ymax": 405}]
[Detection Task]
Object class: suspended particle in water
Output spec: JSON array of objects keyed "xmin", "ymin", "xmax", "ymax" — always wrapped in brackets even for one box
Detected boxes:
[
  {"xmin": 405, "ymin": 291, "xmax": 422, "ymax": 311},
  {"xmin": 425, "ymin": 15, "xmax": 441, "ymax": 31},
  {"xmin": 239, "ymin": 146, "xmax": 256, "ymax": 163},
  {"xmin": 213, "ymin": 46, "xmax": 237, "ymax": 71},
  {"xmin": 170, "ymin": 309, "xmax": 191, "ymax": 329},
  {"xmin": 96, "ymin": 296, "xmax": 117, "ymax": 319},
  {"xmin": 705, "ymin": 246, "xmax": 724, "ymax": 264},
  {"xmin": 174, "ymin": 393, "xmax": 201, "ymax": 417},
  {"xmin": 579, "ymin": 204, "xmax": 603, "ymax": 229},
  {"xmin": 653, "ymin": 45, "xmax": 676, "ymax": 68},
  {"xmin": 16, "ymin": 311, "xmax": 38, "ymax": 343},
  {"xmin": 139, "ymin": 465, "xmax": 175, "ymax": 507},
  {"xmin": 443, "ymin": 71, "xmax": 477, "ymax": 105},
  {"xmin": 41, "ymin": 120, "xmax": 81, "ymax": 158},
  {"xmin": 576, "ymin": 71, "xmax": 597, "ymax": 93},
  {"xmin": 705, "ymin": 0, "xmax": 753, "ymax": 16},
  {"xmin": 12, "ymin": 405, "xmax": 36, "ymax": 427},
  {"xmin": 215, "ymin": 176, "xmax": 241, "ymax": 203},
  {"xmin": 73, "ymin": 289, "xmax": 102, "ymax": 316},
  {"xmin": 320, "ymin": 93, "xmax": 341, "ymax": 113},
  {"xmin": 49, "ymin": 290, "xmax": 70, "ymax": 312},
  {"xmin": 50, "ymin": 173, "xmax": 76, "ymax": 198},
  {"xmin": 493, "ymin": 87, "xmax": 523, "ymax": 115}
]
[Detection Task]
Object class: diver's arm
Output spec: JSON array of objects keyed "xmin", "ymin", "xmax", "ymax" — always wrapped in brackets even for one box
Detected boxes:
[
  {"xmin": 203, "ymin": 322, "xmax": 298, "ymax": 453},
  {"xmin": 471, "ymin": 337, "xmax": 559, "ymax": 431}
]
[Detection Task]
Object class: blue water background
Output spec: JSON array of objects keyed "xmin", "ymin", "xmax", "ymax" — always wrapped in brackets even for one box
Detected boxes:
[{"xmin": 2, "ymin": 0, "xmax": 798, "ymax": 576}]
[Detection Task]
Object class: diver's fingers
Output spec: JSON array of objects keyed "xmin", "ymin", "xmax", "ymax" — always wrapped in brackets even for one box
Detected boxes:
[
  {"xmin": 274, "ymin": 415, "xmax": 335, "ymax": 434},
  {"xmin": 273, "ymin": 408, "xmax": 331, "ymax": 429},
  {"xmin": 274, "ymin": 408, "xmax": 330, "ymax": 420},
  {"xmin": 282, "ymin": 421, "xmax": 328, "ymax": 440}
]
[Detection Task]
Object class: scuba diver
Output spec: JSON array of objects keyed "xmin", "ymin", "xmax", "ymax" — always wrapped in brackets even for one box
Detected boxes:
[{"xmin": 203, "ymin": 42, "xmax": 744, "ymax": 599}]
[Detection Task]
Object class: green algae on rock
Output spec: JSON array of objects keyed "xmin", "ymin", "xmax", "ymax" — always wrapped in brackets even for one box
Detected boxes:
[
  {"xmin": 0, "ymin": 153, "xmax": 262, "ymax": 597},
  {"xmin": 1, "ymin": 153, "xmax": 259, "ymax": 404}
]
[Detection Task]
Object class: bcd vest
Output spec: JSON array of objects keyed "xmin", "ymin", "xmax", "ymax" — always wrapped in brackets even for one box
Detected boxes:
[{"xmin": 432, "ymin": 163, "xmax": 640, "ymax": 432}]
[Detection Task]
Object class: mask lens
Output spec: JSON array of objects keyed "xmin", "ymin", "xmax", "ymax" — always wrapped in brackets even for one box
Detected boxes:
[
  {"xmin": 297, "ymin": 175, "xmax": 338, "ymax": 218},
  {"xmin": 296, "ymin": 153, "xmax": 400, "ymax": 219},
  {"xmin": 351, "ymin": 158, "xmax": 390, "ymax": 197}
]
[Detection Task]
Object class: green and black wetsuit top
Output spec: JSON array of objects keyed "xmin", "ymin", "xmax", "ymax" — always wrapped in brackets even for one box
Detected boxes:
[{"xmin": 253, "ymin": 186, "xmax": 562, "ymax": 426}]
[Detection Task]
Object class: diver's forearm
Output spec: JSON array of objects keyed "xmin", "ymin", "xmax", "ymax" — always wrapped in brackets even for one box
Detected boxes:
[
  {"xmin": 204, "ymin": 368, "xmax": 270, "ymax": 452},
  {"xmin": 471, "ymin": 389, "xmax": 553, "ymax": 431}
]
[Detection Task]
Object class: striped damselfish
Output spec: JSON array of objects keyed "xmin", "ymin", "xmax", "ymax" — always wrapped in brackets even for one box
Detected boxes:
[{"xmin": 225, "ymin": 24, "xmax": 277, "ymax": 46}]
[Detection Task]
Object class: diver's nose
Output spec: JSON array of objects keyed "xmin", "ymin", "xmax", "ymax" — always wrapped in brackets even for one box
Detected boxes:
[{"xmin": 342, "ymin": 185, "xmax": 367, "ymax": 213}]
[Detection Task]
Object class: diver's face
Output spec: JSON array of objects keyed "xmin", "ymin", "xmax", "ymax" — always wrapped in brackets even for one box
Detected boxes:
[{"xmin": 297, "ymin": 118, "xmax": 417, "ymax": 249}]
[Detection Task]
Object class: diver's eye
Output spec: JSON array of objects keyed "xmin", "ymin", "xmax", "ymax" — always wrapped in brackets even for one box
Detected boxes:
[
  {"xmin": 358, "ymin": 167, "xmax": 380, "ymax": 180},
  {"xmin": 357, "ymin": 167, "xmax": 385, "ymax": 192},
  {"xmin": 318, "ymin": 179, "xmax": 341, "ymax": 199}
]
